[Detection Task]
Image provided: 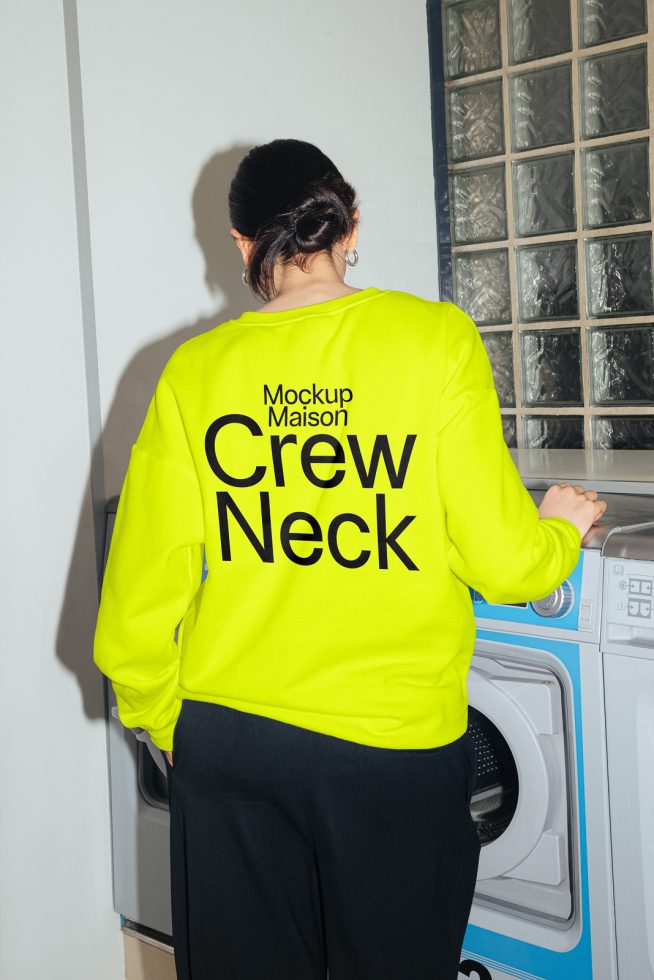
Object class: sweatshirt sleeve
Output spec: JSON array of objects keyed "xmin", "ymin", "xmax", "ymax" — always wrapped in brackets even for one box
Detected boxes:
[
  {"xmin": 435, "ymin": 302, "xmax": 581, "ymax": 604},
  {"xmin": 93, "ymin": 368, "xmax": 204, "ymax": 751}
]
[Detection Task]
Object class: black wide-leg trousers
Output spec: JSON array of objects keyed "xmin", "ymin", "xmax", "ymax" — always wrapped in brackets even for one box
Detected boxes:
[{"xmin": 163, "ymin": 699, "xmax": 480, "ymax": 980}]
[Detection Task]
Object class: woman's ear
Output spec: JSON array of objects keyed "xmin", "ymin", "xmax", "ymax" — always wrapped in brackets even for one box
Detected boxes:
[
  {"xmin": 230, "ymin": 228, "xmax": 254, "ymax": 265},
  {"xmin": 347, "ymin": 209, "xmax": 360, "ymax": 251}
]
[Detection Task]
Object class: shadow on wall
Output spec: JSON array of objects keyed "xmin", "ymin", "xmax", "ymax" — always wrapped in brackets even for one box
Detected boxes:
[{"xmin": 56, "ymin": 143, "xmax": 256, "ymax": 735}]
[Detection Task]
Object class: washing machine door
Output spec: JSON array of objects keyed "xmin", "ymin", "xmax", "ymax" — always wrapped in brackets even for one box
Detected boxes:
[
  {"xmin": 467, "ymin": 704, "xmax": 519, "ymax": 848},
  {"xmin": 467, "ymin": 648, "xmax": 573, "ymax": 923}
]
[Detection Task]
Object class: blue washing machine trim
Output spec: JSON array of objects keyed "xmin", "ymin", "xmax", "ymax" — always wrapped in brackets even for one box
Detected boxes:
[
  {"xmin": 462, "ymin": 630, "xmax": 590, "ymax": 979},
  {"xmin": 470, "ymin": 554, "xmax": 584, "ymax": 632}
]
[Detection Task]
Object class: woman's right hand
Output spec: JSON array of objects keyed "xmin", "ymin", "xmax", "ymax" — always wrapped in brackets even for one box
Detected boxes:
[{"xmin": 538, "ymin": 483, "xmax": 607, "ymax": 540}]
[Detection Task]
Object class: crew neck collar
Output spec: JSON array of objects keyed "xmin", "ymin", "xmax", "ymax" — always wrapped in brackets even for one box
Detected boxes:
[{"xmin": 236, "ymin": 286, "xmax": 383, "ymax": 323}]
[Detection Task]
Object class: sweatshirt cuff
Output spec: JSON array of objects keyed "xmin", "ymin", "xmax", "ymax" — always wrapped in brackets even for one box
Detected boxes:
[
  {"xmin": 148, "ymin": 721, "xmax": 177, "ymax": 752},
  {"xmin": 543, "ymin": 515, "xmax": 583, "ymax": 550},
  {"xmin": 145, "ymin": 699, "xmax": 182, "ymax": 752}
]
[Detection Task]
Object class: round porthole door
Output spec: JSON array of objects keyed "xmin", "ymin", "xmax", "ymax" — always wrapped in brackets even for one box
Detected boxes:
[
  {"xmin": 467, "ymin": 704, "xmax": 519, "ymax": 846},
  {"xmin": 467, "ymin": 656, "xmax": 561, "ymax": 882}
]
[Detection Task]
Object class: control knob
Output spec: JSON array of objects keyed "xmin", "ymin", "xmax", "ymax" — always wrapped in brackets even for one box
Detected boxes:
[{"xmin": 530, "ymin": 579, "xmax": 575, "ymax": 618}]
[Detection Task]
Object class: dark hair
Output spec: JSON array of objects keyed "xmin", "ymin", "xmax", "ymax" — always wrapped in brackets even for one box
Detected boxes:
[{"xmin": 228, "ymin": 139, "xmax": 359, "ymax": 302}]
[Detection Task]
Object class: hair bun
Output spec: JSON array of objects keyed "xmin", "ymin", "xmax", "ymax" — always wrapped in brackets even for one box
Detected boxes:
[{"xmin": 290, "ymin": 183, "xmax": 350, "ymax": 253}]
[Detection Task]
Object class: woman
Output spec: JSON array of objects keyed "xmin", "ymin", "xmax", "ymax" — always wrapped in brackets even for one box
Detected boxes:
[{"xmin": 93, "ymin": 138, "xmax": 605, "ymax": 980}]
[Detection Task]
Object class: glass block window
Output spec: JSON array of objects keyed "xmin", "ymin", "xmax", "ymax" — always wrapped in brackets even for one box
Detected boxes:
[
  {"xmin": 516, "ymin": 241, "xmax": 578, "ymax": 320},
  {"xmin": 508, "ymin": 0, "xmax": 572, "ymax": 65},
  {"xmin": 592, "ymin": 416, "xmax": 654, "ymax": 449},
  {"xmin": 444, "ymin": 0, "xmax": 502, "ymax": 79},
  {"xmin": 580, "ymin": 46, "xmax": 648, "ymax": 139},
  {"xmin": 513, "ymin": 152, "xmax": 575, "ymax": 237},
  {"xmin": 482, "ymin": 331, "xmax": 515, "ymax": 405},
  {"xmin": 521, "ymin": 329, "xmax": 582, "ymax": 405},
  {"xmin": 451, "ymin": 164, "xmax": 507, "ymax": 243},
  {"xmin": 431, "ymin": 0, "xmax": 654, "ymax": 449},
  {"xmin": 588, "ymin": 325, "xmax": 654, "ymax": 404},
  {"xmin": 453, "ymin": 248, "xmax": 512, "ymax": 324},
  {"xmin": 580, "ymin": 0, "xmax": 647, "ymax": 48},
  {"xmin": 511, "ymin": 64, "xmax": 574, "ymax": 151},
  {"xmin": 502, "ymin": 415, "xmax": 518, "ymax": 446},
  {"xmin": 586, "ymin": 233, "xmax": 654, "ymax": 316},
  {"xmin": 582, "ymin": 139, "xmax": 650, "ymax": 229},
  {"xmin": 524, "ymin": 415, "xmax": 585, "ymax": 448},
  {"xmin": 449, "ymin": 79, "xmax": 505, "ymax": 161}
]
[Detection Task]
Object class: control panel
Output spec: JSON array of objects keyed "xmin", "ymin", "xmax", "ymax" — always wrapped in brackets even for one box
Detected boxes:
[
  {"xmin": 606, "ymin": 559, "xmax": 654, "ymax": 627},
  {"xmin": 472, "ymin": 579, "xmax": 575, "ymax": 619},
  {"xmin": 469, "ymin": 552, "xmax": 590, "ymax": 632}
]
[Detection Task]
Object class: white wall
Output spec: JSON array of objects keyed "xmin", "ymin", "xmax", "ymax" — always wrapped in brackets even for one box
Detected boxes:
[
  {"xmin": 0, "ymin": 1, "xmax": 437, "ymax": 976},
  {"xmin": 0, "ymin": 2, "xmax": 121, "ymax": 978}
]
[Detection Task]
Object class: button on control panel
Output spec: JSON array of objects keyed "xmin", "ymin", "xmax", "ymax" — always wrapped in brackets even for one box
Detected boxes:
[{"xmin": 607, "ymin": 560, "xmax": 654, "ymax": 626}]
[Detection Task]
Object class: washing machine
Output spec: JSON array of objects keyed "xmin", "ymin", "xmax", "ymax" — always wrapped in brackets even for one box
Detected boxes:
[
  {"xmin": 601, "ymin": 524, "xmax": 654, "ymax": 978},
  {"xmin": 459, "ymin": 449, "xmax": 654, "ymax": 980}
]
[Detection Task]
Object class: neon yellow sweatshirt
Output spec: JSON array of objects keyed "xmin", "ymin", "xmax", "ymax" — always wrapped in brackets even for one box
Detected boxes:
[{"xmin": 93, "ymin": 288, "xmax": 581, "ymax": 752}]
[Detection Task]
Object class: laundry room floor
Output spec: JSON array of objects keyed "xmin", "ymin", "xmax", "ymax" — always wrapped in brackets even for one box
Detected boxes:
[{"xmin": 123, "ymin": 925, "xmax": 176, "ymax": 980}]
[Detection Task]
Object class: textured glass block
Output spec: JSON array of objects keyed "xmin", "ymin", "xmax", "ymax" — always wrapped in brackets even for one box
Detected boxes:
[
  {"xmin": 586, "ymin": 234, "xmax": 653, "ymax": 317},
  {"xmin": 453, "ymin": 249, "xmax": 511, "ymax": 325},
  {"xmin": 482, "ymin": 331, "xmax": 515, "ymax": 406},
  {"xmin": 502, "ymin": 416, "xmax": 517, "ymax": 447},
  {"xmin": 521, "ymin": 329, "xmax": 582, "ymax": 406},
  {"xmin": 451, "ymin": 165, "xmax": 507, "ymax": 244},
  {"xmin": 589, "ymin": 326, "xmax": 654, "ymax": 405},
  {"xmin": 513, "ymin": 153, "xmax": 575, "ymax": 238},
  {"xmin": 581, "ymin": 46, "xmax": 648, "ymax": 139},
  {"xmin": 508, "ymin": 0, "xmax": 571, "ymax": 65},
  {"xmin": 592, "ymin": 416, "xmax": 654, "ymax": 449},
  {"xmin": 444, "ymin": 0, "xmax": 501, "ymax": 80},
  {"xmin": 524, "ymin": 416, "xmax": 584, "ymax": 448},
  {"xmin": 583, "ymin": 140, "xmax": 650, "ymax": 229},
  {"xmin": 511, "ymin": 64, "xmax": 573, "ymax": 151},
  {"xmin": 516, "ymin": 242, "xmax": 578, "ymax": 321},
  {"xmin": 580, "ymin": 0, "xmax": 647, "ymax": 47},
  {"xmin": 449, "ymin": 80, "xmax": 504, "ymax": 162}
]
